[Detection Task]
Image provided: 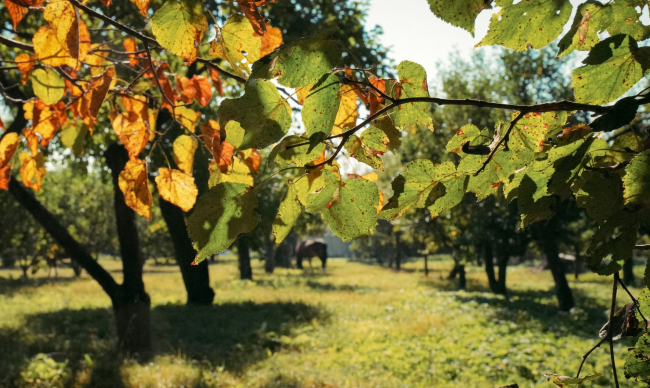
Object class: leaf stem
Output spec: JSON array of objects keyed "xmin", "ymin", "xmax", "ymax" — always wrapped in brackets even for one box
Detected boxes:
[
  {"xmin": 576, "ymin": 337, "xmax": 606, "ymax": 378},
  {"xmin": 609, "ymin": 273, "xmax": 621, "ymax": 388},
  {"xmin": 475, "ymin": 111, "xmax": 524, "ymax": 175}
]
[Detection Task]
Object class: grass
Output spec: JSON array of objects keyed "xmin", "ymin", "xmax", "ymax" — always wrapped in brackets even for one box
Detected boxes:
[{"xmin": 0, "ymin": 255, "xmax": 646, "ymax": 388}]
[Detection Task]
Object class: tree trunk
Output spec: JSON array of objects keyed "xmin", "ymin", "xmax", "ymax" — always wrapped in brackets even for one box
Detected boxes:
[
  {"xmin": 424, "ymin": 255, "xmax": 429, "ymax": 276},
  {"xmin": 264, "ymin": 235, "xmax": 275, "ymax": 274},
  {"xmin": 158, "ymin": 197, "xmax": 214, "ymax": 305},
  {"xmin": 458, "ymin": 264, "xmax": 466, "ymax": 290},
  {"xmin": 540, "ymin": 226, "xmax": 575, "ymax": 311},
  {"xmin": 495, "ymin": 245, "xmax": 509, "ymax": 296},
  {"xmin": 105, "ymin": 143, "xmax": 152, "ymax": 358},
  {"xmin": 238, "ymin": 238, "xmax": 253, "ymax": 280},
  {"xmin": 484, "ymin": 243, "xmax": 499, "ymax": 294},
  {"xmin": 623, "ymin": 258, "xmax": 636, "ymax": 286},
  {"xmin": 574, "ymin": 243, "xmax": 581, "ymax": 280}
]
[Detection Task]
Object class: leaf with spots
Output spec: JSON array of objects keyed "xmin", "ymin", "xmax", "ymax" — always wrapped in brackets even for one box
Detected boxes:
[
  {"xmin": 303, "ymin": 74, "xmax": 341, "ymax": 138},
  {"xmin": 272, "ymin": 184, "xmax": 302, "ymax": 243},
  {"xmin": 573, "ymin": 34, "xmax": 650, "ymax": 105},
  {"xmin": 186, "ymin": 182, "xmax": 261, "ymax": 263},
  {"xmin": 426, "ymin": 0, "xmax": 490, "ymax": 37},
  {"xmin": 209, "ymin": 14, "xmax": 261, "ymax": 78},
  {"xmin": 344, "ymin": 134, "xmax": 383, "ymax": 171},
  {"xmin": 508, "ymin": 111, "xmax": 567, "ymax": 153},
  {"xmin": 43, "ymin": 0, "xmax": 81, "ymax": 59},
  {"xmin": 209, "ymin": 157, "xmax": 254, "ymax": 187},
  {"xmin": 476, "ymin": 0, "xmax": 573, "ymax": 51},
  {"xmin": 151, "ymin": 0, "xmax": 207, "ymax": 63},
  {"xmin": 379, "ymin": 160, "xmax": 457, "ymax": 219},
  {"xmin": 573, "ymin": 170, "xmax": 624, "ymax": 224},
  {"xmin": 155, "ymin": 168, "xmax": 198, "ymax": 212},
  {"xmin": 268, "ymin": 135, "xmax": 326, "ymax": 168},
  {"xmin": 251, "ymin": 31, "xmax": 342, "ymax": 88},
  {"xmin": 446, "ymin": 124, "xmax": 484, "ymax": 156},
  {"xmin": 218, "ymin": 79, "xmax": 292, "ymax": 150},
  {"xmin": 557, "ymin": 2, "xmax": 606, "ymax": 58},
  {"xmin": 389, "ymin": 61, "xmax": 433, "ymax": 130}
]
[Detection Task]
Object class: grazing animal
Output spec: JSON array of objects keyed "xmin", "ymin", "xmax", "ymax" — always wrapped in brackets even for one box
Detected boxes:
[{"xmin": 296, "ymin": 240, "xmax": 327, "ymax": 270}]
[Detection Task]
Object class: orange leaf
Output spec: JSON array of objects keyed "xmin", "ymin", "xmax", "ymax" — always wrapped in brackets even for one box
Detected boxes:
[
  {"xmin": 123, "ymin": 38, "xmax": 140, "ymax": 67},
  {"xmin": 19, "ymin": 151, "xmax": 46, "ymax": 191},
  {"xmin": 0, "ymin": 164, "xmax": 10, "ymax": 191},
  {"xmin": 376, "ymin": 189, "xmax": 385, "ymax": 212},
  {"xmin": 15, "ymin": 53, "xmax": 35, "ymax": 85},
  {"xmin": 368, "ymin": 93, "xmax": 382, "ymax": 116},
  {"xmin": 176, "ymin": 75, "xmax": 196, "ymax": 104},
  {"xmin": 260, "ymin": 24, "xmax": 283, "ymax": 57},
  {"xmin": 369, "ymin": 77, "xmax": 386, "ymax": 103},
  {"xmin": 23, "ymin": 99, "xmax": 62, "ymax": 146},
  {"xmin": 154, "ymin": 63, "xmax": 176, "ymax": 110},
  {"xmin": 23, "ymin": 128, "xmax": 39, "ymax": 156},
  {"xmin": 44, "ymin": 0, "xmax": 81, "ymax": 59},
  {"xmin": 199, "ymin": 119, "xmax": 221, "ymax": 158},
  {"xmin": 99, "ymin": 0, "xmax": 111, "ymax": 7},
  {"xmin": 192, "ymin": 75, "xmax": 212, "ymax": 107},
  {"xmin": 208, "ymin": 67, "xmax": 223, "ymax": 97},
  {"xmin": 121, "ymin": 95, "xmax": 149, "ymax": 126},
  {"xmin": 85, "ymin": 44, "xmax": 109, "ymax": 76},
  {"xmin": 237, "ymin": 0, "xmax": 268, "ymax": 36},
  {"xmin": 130, "ymin": 0, "xmax": 149, "ymax": 17},
  {"xmin": 112, "ymin": 113, "xmax": 148, "ymax": 160},
  {"xmin": 118, "ymin": 159, "xmax": 152, "ymax": 219},
  {"xmin": 80, "ymin": 67, "xmax": 115, "ymax": 129},
  {"xmin": 6, "ymin": 0, "xmax": 28, "ymax": 30},
  {"xmin": 218, "ymin": 142, "xmax": 235, "ymax": 172},
  {"xmin": 239, "ymin": 149, "xmax": 261, "ymax": 174},
  {"xmin": 0, "ymin": 117, "xmax": 4, "ymax": 131},
  {"xmin": 0, "ymin": 132, "xmax": 20, "ymax": 166},
  {"xmin": 172, "ymin": 135, "xmax": 198, "ymax": 174},
  {"xmin": 155, "ymin": 167, "xmax": 198, "ymax": 212}
]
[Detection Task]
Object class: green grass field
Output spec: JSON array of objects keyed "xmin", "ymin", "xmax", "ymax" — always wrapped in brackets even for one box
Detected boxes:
[{"xmin": 0, "ymin": 255, "xmax": 645, "ymax": 388}]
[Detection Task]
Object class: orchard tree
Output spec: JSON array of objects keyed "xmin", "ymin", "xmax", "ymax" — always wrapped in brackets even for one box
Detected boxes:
[{"xmin": 1, "ymin": 0, "xmax": 650, "ymax": 385}]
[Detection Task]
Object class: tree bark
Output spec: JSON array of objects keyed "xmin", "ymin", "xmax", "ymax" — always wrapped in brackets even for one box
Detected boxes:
[
  {"xmin": 264, "ymin": 235, "xmax": 275, "ymax": 274},
  {"xmin": 105, "ymin": 143, "xmax": 152, "ymax": 358},
  {"xmin": 483, "ymin": 243, "xmax": 499, "ymax": 294},
  {"xmin": 237, "ymin": 238, "xmax": 253, "ymax": 280},
  {"xmin": 424, "ymin": 255, "xmax": 429, "ymax": 276},
  {"xmin": 539, "ymin": 225, "xmax": 575, "ymax": 311},
  {"xmin": 458, "ymin": 264, "xmax": 466, "ymax": 290},
  {"xmin": 495, "ymin": 244, "xmax": 509, "ymax": 296},
  {"xmin": 158, "ymin": 197, "xmax": 215, "ymax": 305},
  {"xmin": 574, "ymin": 243, "xmax": 581, "ymax": 280},
  {"xmin": 623, "ymin": 258, "xmax": 635, "ymax": 286}
]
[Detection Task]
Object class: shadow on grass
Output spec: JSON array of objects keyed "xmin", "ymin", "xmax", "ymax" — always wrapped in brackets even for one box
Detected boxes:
[
  {"xmin": 0, "ymin": 301, "xmax": 324, "ymax": 388},
  {"xmin": 0, "ymin": 276, "xmax": 79, "ymax": 296}
]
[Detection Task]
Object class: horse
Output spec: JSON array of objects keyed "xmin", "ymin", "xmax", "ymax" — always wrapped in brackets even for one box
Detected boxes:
[{"xmin": 296, "ymin": 240, "xmax": 327, "ymax": 270}]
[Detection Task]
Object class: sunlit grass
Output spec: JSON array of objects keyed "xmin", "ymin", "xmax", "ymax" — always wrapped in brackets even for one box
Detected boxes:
[{"xmin": 0, "ymin": 255, "xmax": 645, "ymax": 387}]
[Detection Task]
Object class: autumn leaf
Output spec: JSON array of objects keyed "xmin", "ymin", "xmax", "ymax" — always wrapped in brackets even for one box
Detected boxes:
[
  {"xmin": 176, "ymin": 75, "xmax": 196, "ymax": 104},
  {"xmin": 6, "ymin": 0, "xmax": 28, "ymax": 30},
  {"xmin": 85, "ymin": 44, "xmax": 110, "ymax": 76},
  {"xmin": 192, "ymin": 75, "xmax": 212, "ymax": 107},
  {"xmin": 155, "ymin": 167, "xmax": 198, "ymax": 212},
  {"xmin": 208, "ymin": 67, "xmax": 224, "ymax": 97},
  {"xmin": 237, "ymin": 0, "xmax": 268, "ymax": 36},
  {"xmin": 31, "ymin": 68, "xmax": 65, "ymax": 105},
  {"xmin": 151, "ymin": 63, "xmax": 176, "ymax": 109},
  {"xmin": 112, "ymin": 112, "xmax": 149, "ymax": 160},
  {"xmin": 23, "ymin": 128, "xmax": 39, "ymax": 156},
  {"xmin": 44, "ymin": 0, "xmax": 81, "ymax": 59},
  {"xmin": 151, "ymin": 0, "xmax": 207, "ymax": 63},
  {"xmin": 209, "ymin": 15, "xmax": 261, "ymax": 78},
  {"xmin": 260, "ymin": 25, "xmax": 283, "ymax": 57},
  {"xmin": 121, "ymin": 95, "xmax": 149, "ymax": 126},
  {"xmin": 79, "ymin": 68, "xmax": 115, "ymax": 129},
  {"xmin": 0, "ymin": 133, "xmax": 20, "ymax": 167},
  {"xmin": 19, "ymin": 151, "xmax": 46, "ymax": 191},
  {"xmin": 32, "ymin": 23, "xmax": 91, "ymax": 69},
  {"xmin": 99, "ymin": 0, "xmax": 111, "ymax": 8},
  {"xmin": 0, "ymin": 164, "xmax": 10, "ymax": 190},
  {"xmin": 24, "ymin": 99, "xmax": 65, "ymax": 146},
  {"xmin": 173, "ymin": 106, "xmax": 199, "ymax": 132},
  {"xmin": 173, "ymin": 135, "xmax": 198, "ymax": 174},
  {"xmin": 15, "ymin": 53, "xmax": 34, "ymax": 85},
  {"xmin": 199, "ymin": 119, "xmax": 221, "ymax": 158},
  {"xmin": 333, "ymin": 84, "xmax": 358, "ymax": 135},
  {"xmin": 131, "ymin": 0, "xmax": 150, "ymax": 17},
  {"xmin": 118, "ymin": 159, "xmax": 152, "ymax": 219},
  {"xmin": 123, "ymin": 38, "xmax": 140, "ymax": 67},
  {"xmin": 239, "ymin": 149, "xmax": 262, "ymax": 174}
]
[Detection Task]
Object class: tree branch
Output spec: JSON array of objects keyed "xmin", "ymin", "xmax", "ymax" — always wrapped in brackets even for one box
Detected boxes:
[
  {"xmin": 195, "ymin": 58, "xmax": 247, "ymax": 84},
  {"xmin": 0, "ymin": 35, "xmax": 34, "ymax": 53}
]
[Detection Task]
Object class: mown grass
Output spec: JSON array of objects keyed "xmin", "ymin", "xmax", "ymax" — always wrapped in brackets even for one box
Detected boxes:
[{"xmin": 0, "ymin": 255, "xmax": 645, "ymax": 388}]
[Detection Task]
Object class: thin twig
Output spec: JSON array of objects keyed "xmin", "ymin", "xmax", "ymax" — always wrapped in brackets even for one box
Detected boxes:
[
  {"xmin": 617, "ymin": 276, "xmax": 648, "ymax": 332},
  {"xmin": 636, "ymin": 245, "xmax": 650, "ymax": 250},
  {"xmin": 475, "ymin": 111, "xmax": 525, "ymax": 175},
  {"xmin": 143, "ymin": 41, "xmax": 175, "ymax": 111},
  {"xmin": 609, "ymin": 273, "xmax": 621, "ymax": 388},
  {"xmin": 195, "ymin": 58, "xmax": 247, "ymax": 83},
  {"xmin": 576, "ymin": 337, "xmax": 607, "ymax": 378}
]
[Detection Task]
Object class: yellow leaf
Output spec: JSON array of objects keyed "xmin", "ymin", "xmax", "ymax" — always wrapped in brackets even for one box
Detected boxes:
[
  {"xmin": 112, "ymin": 113, "xmax": 148, "ymax": 160},
  {"xmin": 260, "ymin": 24, "xmax": 283, "ymax": 57},
  {"xmin": 173, "ymin": 135, "xmax": 198, "ymax": 174},
  {"xmin": 118, "ymin": 159, "xmax": 152, "ymax": 219},
  {"xmin": 209, "ymin": 157, "xmax": 253, "ymax": 187},
  {"xmin": 0, "ymin": 132, "xmax": 20, "ymax": 166},
  {"xmin": 155, "ymin": 167, "xmax": 198, "ymax": 212},
  {"xmin": 376, "ymin": 189, "xmax": 384, "ymax": 212},
  {"xmin": 44, "ymin": 0, "xmax": 81, "ymax": 59},
  {"xmin": 123, "ymin": 38, "xmax": 140, "ymax": 67},
  {"xmin": 19, "ymin": 151, "xmax": 46, "ymax": 191},
  {"xmin": 209, "ymin": 15, "xmax": 261, "ymax": 77},
  {"xmin": 296, "ymin": 83, "xmax": 314, "ymax": 105},
  {"xmin": 332, "ymin": 84, "xmax": 358, "ymax": 135},
  {"xmin": 32, "ymin": 22, "xmax": 90, "ymax": 70},
  {"xmin": 23, "ymin": 99, "xmax": 63, "ymax": 146},
  {"xmin": 81, "ymin": 68, "xmax": 115, "ymax": 127},
  {"xmin": 151, "ymin": 0, "xmax": 206, "ymax": 63},
  {"xmin": 23, "ymin": 128, "xmax": 39, "ymax": 156},
  {"xmin": 173, "ymin": 106, "xmax": 199, "ymax": 132},
  {"xmin": 122, "ymin": 95, "xmax": 149, "ymax": 127},
  {"xmin": 361, "ymin": 172, "xmax": 378, "ymax": 181},
  {"xmin": 85, "ymin": 44, "xmax": 109, "ymax": 76}
]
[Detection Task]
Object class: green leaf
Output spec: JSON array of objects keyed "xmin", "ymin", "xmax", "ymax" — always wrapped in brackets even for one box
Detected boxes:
[
  {"xmin": 209, "ymin": 158, "xmax": 253, "ymax": 187},
  {"xmin": 60, "ymin": 120, "xmax": 88, "ymax": 156},
  {"xmin": 427, "ymin": 175, "xmax": 469, "ymax": 218},
  {"xmin": 250, "ymin": 31, "xmax": 342, "ymax": 88},
  {"xmin": 518, "ymin": 175, "xmax": 556, "ymax": 228},
  {"xmin": 600, "ymin": 0, "xmax": 650, "ymax": 42},
  {"xmin": 186, "ymin": 182, "xmax": 260, "ymax": 264},
  {"xmin": 151, "ymin": 0, "xmax": 207, "ymax": 63},
  {"xmin": 573, "ymin": 34, "xmax": 650, "ymax": 105},
  {"xmin": 476, "ymin": 0, "xmax": 573, "ymax": 51},
  {"xmin": 268, "ymin": 135, "xmax": 325, "ymax": 168},
  {"xmin": 379, "ymin": 160, "xmax": 457, "ymax": 219},
  {"xmin": 589, "ymin": 96, "xmax": 640, "ymax": 133},
  {"xmin": 573, "ymin": 170, "xmax": 624, "ymax": 224},
  {"xmin": 389, "ymin": 61, "xmax": 433, "ymax": 130},
  {"xmin": 305, "ymin": 170, "xmax": 340, "ymax": 213},
  {"xmin": 360, "ymin": 126, "xmax": 389, "ymax": 154},
  {"xmin": 218, "ymin": 79, "xmax": 292, "ymax": 150},
  {"xmin": 209, "ymin": 14, "xmax": 261, "ymax": 78},
  {"xmin": 344, "ymin": 135, "xmax": 384, "ymax": 171},
  {"xmin": 624, "ymin": 150, "xmax": 650, "ymax": 206},
  {"xmin": 446, "ymin": 124, "xmax": 482, "ymax": 155},
  {"xmin": 426, "ymin": 0, "xmax": 489, "ymax": 36},
  {"xmin": 272, "ymin": 184, "xmax": 301, "ymax": 243},
  {"xmin": 31, "ymin": 68, "xmax": 65, "ymax": 105},
  {"xmin": 294, "ymin": 167, "xmax": 339, "ymax": 206},
  {"xmin": 586, "ymin": 210, "xmax": 642, "ymax": 275},
  {"xmin": 303, "ymin": 74, "xmax": 341, "ymax": 138},
  {"xmin": 316, "ymin": 178, "xmax": 379, "ymax": 242},
  {"xmin": 626, "ymin": 332, "xmax": 650, "ymax": 382},
  {"xmin": 508, "ymin": 111, "xmax": 567, "ymax": 153},
  {"xmin": 223, "ymin": 120, "xmax": 245, "ymax": 149},
  {"xmin": 557, "ymin": 2, "xmax": 605, "ymax": 58},
  {"xmin": 545, "ymin": 373, "xmax": 603, "ymax": 388},
  {"xmin": 370, "ymin": 116, "xmax": 402, "ymax": 151}
]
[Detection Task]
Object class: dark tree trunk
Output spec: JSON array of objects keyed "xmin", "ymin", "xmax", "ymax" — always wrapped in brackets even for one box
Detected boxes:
[
  {"xmin": 484, "ymin": 243, "xmax": 499, "ymax": 294},
  {"xmin": 495, "ymin": 244, "xmax": 509, "ymax": 296},
  {"xmin": 105, "ymin": 143, "xmax": 152, "ymax": 358},
  {"xmin": 237, "ymin": 238, "xmax": 253, "ymax": 280},
  {"xmin": 264, "ymin": 235, "xmax": 275, "ymax": 274},
  {"xmin": 574, "ymin": 243, "xmax": 581, "ymax": 280},
  {"xmin": 623, "ymin": 258, "xmax": 636, "ymax": 286},
  {"xmin": 158, "ymin": 197, "xmax": 214, "ymax": 305},
  {"xmin": 424, "ymin": 255, "xmax": 429, "ymax": 276},
  {"xmin": 539, "ymin": 225, "xmax": 575, "ymax": 311},
  {"xmin": 458, "ymin": 264, "xmax": 466, "ymax": 290}
]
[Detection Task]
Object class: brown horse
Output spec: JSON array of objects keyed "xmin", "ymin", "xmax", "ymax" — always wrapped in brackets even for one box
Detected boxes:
[{"xmin": 296, "ymin": 240, "xmax": 327, "ymax": 270}]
